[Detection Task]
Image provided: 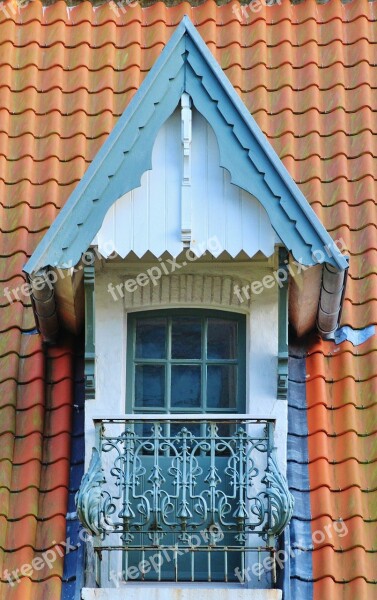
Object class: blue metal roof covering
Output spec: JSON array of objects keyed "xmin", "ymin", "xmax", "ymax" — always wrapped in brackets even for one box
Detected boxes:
[
  {"xmin": 24, "ymin": 15, "xmax": 348, "ymax": 275},
  {"xmin": 62, "ymin": 352, "xmax": 85, "ymax": 600},
  {"xmin": 286, "ymin": 345, "xmax": 314, "ymax": 600}
]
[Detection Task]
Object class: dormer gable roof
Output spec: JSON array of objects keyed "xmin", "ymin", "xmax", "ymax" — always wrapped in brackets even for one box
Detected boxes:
[{"xmin": 24, "ymin": 15, "xmax": 348, "ymax": 276}]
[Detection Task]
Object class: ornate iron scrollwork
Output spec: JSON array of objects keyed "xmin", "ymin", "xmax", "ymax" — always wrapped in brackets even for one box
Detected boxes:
[
  {"xmin": 76, "ymin": 420, "xmax": 294, "ymax": 546},
  {"xmin": 75, "ymin": 447, "xmax": 113, "ymax": 537},
  {"xmin": 262, "ymin": 449, "xmax": 294, "ymax": 536}
]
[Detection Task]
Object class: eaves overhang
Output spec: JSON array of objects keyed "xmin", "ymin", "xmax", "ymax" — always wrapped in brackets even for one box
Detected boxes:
[{"xmin": 23, "ymin": 15, "xmax": 348, "ymax": 341}]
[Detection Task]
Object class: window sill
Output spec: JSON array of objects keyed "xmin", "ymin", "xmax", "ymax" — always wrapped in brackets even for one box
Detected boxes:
[{"xmin": 81, "ymin": 586, "xmax": 282, "ymax": 600}]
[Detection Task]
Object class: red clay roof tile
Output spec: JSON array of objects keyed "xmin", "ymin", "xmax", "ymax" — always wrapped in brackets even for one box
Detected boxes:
[
  {"xmin": 308, "ymin": 431, "xmax": 377, "ymax": 463},
  {"xmin": 312, "ymin": 545, "xmax": 376, "ymax": 582},
  {"xmin": 0, "ymin": 578, "xmax": 64, "ymax": 600},
  {"xmin": 308, "ymin": 486, "xmax": 377, "ymax": 522},
  {"xmin": 310, "ymin": 516, "xmax": 376, "ymax": 551},
  {"xmin": 313, "ymin": 578, "xmax": 374, "ymax": 600}
]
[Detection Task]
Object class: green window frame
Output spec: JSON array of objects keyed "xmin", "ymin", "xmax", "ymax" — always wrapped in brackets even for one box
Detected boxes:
[{"xmin": 126, "ymin": 309, "xmax": 246, "ymax": 414}]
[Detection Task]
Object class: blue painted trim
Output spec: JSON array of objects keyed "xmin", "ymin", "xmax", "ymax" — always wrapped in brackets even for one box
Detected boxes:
[{"xmin": 24, "ymin": 15, "xmax": 348, "ymax": 276}]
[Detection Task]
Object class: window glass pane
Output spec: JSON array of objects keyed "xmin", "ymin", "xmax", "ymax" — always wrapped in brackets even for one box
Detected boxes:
[
  {"xmin": 171, "ymin": 317, "xmax": 202, "ymax": 359},
  {"xmin": 207, "ymin": 365, "xmax": 237, "ymax": 409},
  {"xmin": 135, "ymin": 318, "xmax": 166, "ymax": 359},
  {"xmin": 135, "ymin": 365, "xmax": 165, "ymax": 407},
  {"xmin": 171, "ymin": 365, "xmax": 201, "ymax": 408},
  {"xmin": 207, "ymin": 319, "xmax": 237, "ymax": 359}
]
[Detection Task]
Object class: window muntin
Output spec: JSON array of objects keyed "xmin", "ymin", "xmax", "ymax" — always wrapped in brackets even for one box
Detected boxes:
[{"xmin": 127, "ymin": 309, "xmax": 246, "ymax": 413}]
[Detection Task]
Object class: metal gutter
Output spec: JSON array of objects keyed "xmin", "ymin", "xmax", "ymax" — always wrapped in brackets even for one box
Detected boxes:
[
  {"xmin": 28, "ymin": 269, "xmax": 59, "ymax": 344},
  {"xmin": 316, "ymin": 262, "xmax": 348, "ymax": 339}
]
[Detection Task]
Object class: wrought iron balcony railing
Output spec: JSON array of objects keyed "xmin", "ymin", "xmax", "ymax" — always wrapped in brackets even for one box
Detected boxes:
[{"xmin": 76, "ymin": 416, "xmax": 294, "ymax": 586}]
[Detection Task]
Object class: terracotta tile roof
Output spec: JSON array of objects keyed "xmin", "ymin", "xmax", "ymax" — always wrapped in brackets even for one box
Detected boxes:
[
  {"xmin": 0, "ymin": 0, "xmax": 376, "ymax": 597},
  {"xmin": 0, "ymin": 335, "xmax": 75, "ymax": 598},
  {"xmin": 306, "ymin": 339, "xmax": 377, "ymax": 597}
]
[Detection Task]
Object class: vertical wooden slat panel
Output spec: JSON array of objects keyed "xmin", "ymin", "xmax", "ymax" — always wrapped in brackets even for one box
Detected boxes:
[
  {"xmin": 95, "ymin": 108, "xmax": 276, "ymax": 259},
  {"xmin": 224, "ymin": 170, "xmax": 242, "ymax": 257}
]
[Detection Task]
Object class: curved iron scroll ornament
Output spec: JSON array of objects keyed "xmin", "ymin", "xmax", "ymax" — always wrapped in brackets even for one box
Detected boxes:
[
  {"xmin": 75, "ymin": 447, "xmax": 113, "ymax": 537},
  {"xmin": 262, "ymin": 449, "xmax": 295, "ymax": 537}
]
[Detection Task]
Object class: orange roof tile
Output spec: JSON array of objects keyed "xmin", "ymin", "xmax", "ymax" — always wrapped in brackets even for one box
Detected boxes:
[{"xmin": 0, "ymin": 0, "xmax": 376, "ymax": 598}]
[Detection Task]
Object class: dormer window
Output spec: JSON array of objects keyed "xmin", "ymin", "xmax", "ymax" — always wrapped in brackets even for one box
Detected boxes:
[{"xmin": 24, "ymin": 14, "xmax": 348, "ymax": 600}]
